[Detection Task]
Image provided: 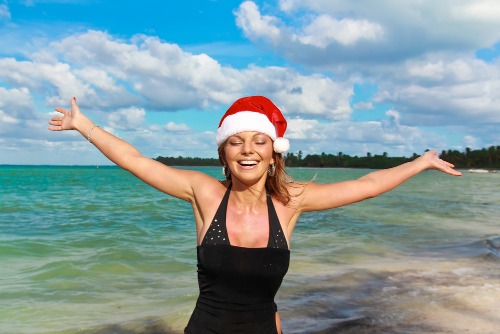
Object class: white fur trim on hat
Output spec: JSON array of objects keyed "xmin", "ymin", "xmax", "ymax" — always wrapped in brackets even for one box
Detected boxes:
[
  {"xmin": 216, "ymin": 111, "xmax": 277, "ymax": 146},
  {"xmin": 273, "ymin": 137, "xmax": 290, "ymax": 153}
]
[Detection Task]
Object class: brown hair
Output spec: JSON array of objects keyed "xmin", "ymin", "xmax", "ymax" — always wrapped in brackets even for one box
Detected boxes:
[{"xmin": 218, "ymin": 142, "xmax": 294, "ymax": 206}]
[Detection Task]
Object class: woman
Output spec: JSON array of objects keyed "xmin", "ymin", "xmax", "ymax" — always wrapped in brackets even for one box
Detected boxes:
[{"xmin": 48, "ymin": 96, "xmax": 461, "ymax": 333}]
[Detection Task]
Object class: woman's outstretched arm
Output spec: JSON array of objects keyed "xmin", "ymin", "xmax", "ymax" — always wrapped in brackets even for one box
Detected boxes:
[
  {"xmin": 297, "ymin": 150, "xmax": 462, "ymax": 212},
  {"xmin": 48, "ymin": 97, "xmax": 213, "ymax": 202}
]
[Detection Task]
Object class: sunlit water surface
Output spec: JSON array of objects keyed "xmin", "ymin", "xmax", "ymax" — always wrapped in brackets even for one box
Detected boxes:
[{"xmin": 1, "ymin": 166, "xmax": 498, "ymax": 333}]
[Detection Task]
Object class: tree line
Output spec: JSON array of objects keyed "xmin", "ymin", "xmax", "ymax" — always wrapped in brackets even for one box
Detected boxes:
[
  {"xmin": 439, "ymin": 146, "xmax": 499, "ymax": 169},
  {"xmin": 155, "ymin": 145, "xmax": 500, "ymax": 169}
]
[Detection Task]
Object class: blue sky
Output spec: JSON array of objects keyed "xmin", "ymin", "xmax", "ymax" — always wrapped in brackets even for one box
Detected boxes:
[{"xmin": 1, "ymin": 0, "xmax": 499, "ymax": 165}]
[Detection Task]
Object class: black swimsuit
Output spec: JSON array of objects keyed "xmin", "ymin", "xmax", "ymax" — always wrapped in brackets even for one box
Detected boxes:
[{"xmin": 185, "ymin": 183, "xmax": 290, "ymax": 333}]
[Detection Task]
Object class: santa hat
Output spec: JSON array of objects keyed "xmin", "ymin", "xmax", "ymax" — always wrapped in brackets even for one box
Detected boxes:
[{"xmin": 216, "ymin": 96, "xmax": 290, "ymax": 153}]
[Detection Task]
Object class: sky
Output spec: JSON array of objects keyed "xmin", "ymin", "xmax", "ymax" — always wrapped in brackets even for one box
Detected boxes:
[{"xmin": 0, "ymin": 0, "xmax": 499, "ymax": 165}]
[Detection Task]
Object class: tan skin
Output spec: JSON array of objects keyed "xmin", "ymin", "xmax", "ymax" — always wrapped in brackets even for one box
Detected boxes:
[{"xmin": 49, "ymin": 98, "xmax": 462, "ymax": 333}]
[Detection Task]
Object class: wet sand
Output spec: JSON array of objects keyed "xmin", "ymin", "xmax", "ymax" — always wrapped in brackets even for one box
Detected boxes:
[
  {"xmin": 280, "ymin": 257, "xmax": 500, "ymax": 334},
  {"xmin": 67, "ymin": 254, "xmax": 500, "ymax": 334}
]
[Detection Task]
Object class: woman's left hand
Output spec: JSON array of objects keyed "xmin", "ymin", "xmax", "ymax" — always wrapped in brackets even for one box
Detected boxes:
[
  {"xmin": 48, "ymin": 97, "xmax": 82, "ymax": 132},
  {"xmin": 418, "ymin": 150, "xmax": 462, "ymax": 176}
]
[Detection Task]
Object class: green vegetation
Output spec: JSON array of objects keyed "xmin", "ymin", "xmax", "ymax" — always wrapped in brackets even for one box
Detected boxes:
[
  {"xmin": 155, "ymin": 156, "xmax": 221, "ymax": 166},
  {"xmin": 439, "ymin": 146, "xmax": 500, "ymax": 169},
  {"xmin": 283, "ymin": 151, "xmax": 416, "ymax": 169},
  {"xmin": 155, "ymin": 145, "xmax": 500, "ymax": 169}
]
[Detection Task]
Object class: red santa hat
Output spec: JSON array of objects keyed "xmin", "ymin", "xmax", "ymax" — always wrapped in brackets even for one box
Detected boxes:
[{"xmin": 216, "ymin": 96, "xmax": 290, "ymax": 153}]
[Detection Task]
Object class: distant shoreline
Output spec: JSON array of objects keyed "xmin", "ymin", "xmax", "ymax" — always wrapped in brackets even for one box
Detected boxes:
[
  {"xmin": 2, "ymin": 164, "xmax": 498, "ymax": 174},
  {"xmin": 0, "ymin": 164, "xmax": 119, "ymax": 168}
]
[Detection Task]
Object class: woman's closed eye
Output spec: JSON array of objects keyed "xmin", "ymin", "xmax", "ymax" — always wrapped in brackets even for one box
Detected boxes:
[
  {"xmin": 253, "ymin": 135, "xmax": 269, "ymax": 145},
  {"xmin": 229, "ymin": 140, "xmax": 243, "ymax": 146}
]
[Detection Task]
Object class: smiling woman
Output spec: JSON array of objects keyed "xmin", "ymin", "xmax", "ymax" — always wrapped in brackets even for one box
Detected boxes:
[{"xmin": 48, "ymin": 95, "xmax": 461, "ymax": 333}]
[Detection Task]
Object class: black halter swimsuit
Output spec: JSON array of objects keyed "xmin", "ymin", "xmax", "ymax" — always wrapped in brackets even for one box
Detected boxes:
[{"xmin": 185, "ymin": 183, "xmax": 290, "ymax": 333}]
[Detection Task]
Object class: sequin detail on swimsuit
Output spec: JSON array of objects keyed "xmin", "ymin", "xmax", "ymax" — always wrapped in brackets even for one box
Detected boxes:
[{"xmin": 203, "ymin": 218, "xmax": 228, "ymax": 245}]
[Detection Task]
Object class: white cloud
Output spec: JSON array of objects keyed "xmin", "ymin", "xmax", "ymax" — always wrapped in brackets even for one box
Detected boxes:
[
  {"xmin": 107, "ymin": 107, "xmax": 146, "ymax": 130},
  {"xmin": 36, "ymin": 30, "xmax": 350, "ymax": 120},
  {"xmin": 463, "ymin": 135, "xmax": 478, "ymax": 148},
  {"xmin": 385, "ymin": 109, "xmax": 401, "ymax": 123},
  {"xmin": 453, "ymin": 0, "xmax": 500, "ymax": 22},
  {"xmin": 74, "ymin": 68, "xmax": 123, "ymax": 93},
  {"xmin": 0, "ymin": 110, "xmax": 18, "ymax": 124},
  {"xmin": 0, "ymin": 57, "xmax": 94, "ymax": 106},
  {"xmin": 285, "ymin": 115, "xmax": 442, "ymax": 157},
  {"xmin": 236, "ymin": 67, "xmax": 354, "ymax": 120},
  {"xmin": 293, "ymin": 14, "xmax": 384, "ymax": 48},
  {"xmin": 235, "ymin": 1, "xmax": 282, "ymax": 44},
  {"xmin": 131, "ymin": 128, "xmax": 216, "ymax": 159},
  {"xmin": 0, "ymin": 86, "xmax": 34, "ymax": 119},
  {"xmin": 237, "ymin": 1, "xmax": 500, "ymax": 68},
  {"xmin": 406, "ymin": 60, "xmax": 446, "ymax": 81},
  {"xmin": 44, "ymin": 31, "xmax": 253, "ymax": 109},
  {"xmin": 164, "ymin": 121, "xmax": 190, "ymax": 132},
  {"xmin": 375, "ymin": 56, "xmax": 500, "ymax": 125},
  {"xmin": 286, "ymin": 118, "xmax": 321, "ymax": 140}
]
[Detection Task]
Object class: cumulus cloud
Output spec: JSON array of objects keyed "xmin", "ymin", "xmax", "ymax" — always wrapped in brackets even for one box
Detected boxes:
[
  {"xmin": 0, "ymin": 87, "xmax": 34, "ymax": 119},
  {"xmin": 0, "ymin": 30, "xmax": 350, "ymax": 118},
  {"xmin": 239, "ymin": 67, "xmax": 353, "ymax": 119},
  {"xmin": 0, "ymin": 29, "xmax": 357, "ymax": 163},
  {"xmin": 281, "ymin": 103, "xmax": 444, "ymax": 157},
  {"xmin": 287, "ymin": 118, "xmax": 322, "ymax": 140},
  {"xmin": 107, "ymin": 107, "xmax": 146, "ymax": 130},
  {"xmin": 6, "ymin": 30, "xmax": 342, "ymax": 118},
  {"xmin": 237, "ymin": 1, "xmax": 500, "ymax": 67},
  {"xmin": 293, "ymin": 14, "xmax": 384, "ymax": 48},
  {"xmin": 287, "ymin": 113, "xmax": 441, "ymax": 157},
  {"xmin": 452, "ymin": 0, "xmax": 500, "ymax": 22},
  {"xmin": 0, "ymin": 110, "xmax": 18, "ymax": 124},
  {"xmin": 375, "ymin": 56, "xmax": 500, "ymax": 125},
  {"xmin": 230, "ymin": 0, "xmax": 498, "ymax": 150},
  {"xmin": 0, "ymin": 57, "xmax": 96, "ymax": 107},
  {"xmin": 164, "ymin": 121, "xmax": 190, "ymax": 132},
  {"xmin": 235, "ymin": 1, "xmax": 282, "ymax": 44}
]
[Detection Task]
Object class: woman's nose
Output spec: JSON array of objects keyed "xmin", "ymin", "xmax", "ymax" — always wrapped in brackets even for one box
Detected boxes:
[{"xmin": 241, "ymin": 141, "xmax": 254, "ymax": 154}]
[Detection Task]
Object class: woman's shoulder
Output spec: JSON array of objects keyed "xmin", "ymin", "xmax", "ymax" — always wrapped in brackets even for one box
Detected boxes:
[
  {"xmin": 285, "ymin": 181, "xmax": 308, "ymax": 197},
  {"xmin": 279, "ymin": 181, "xmax": 317, "ymax": 213},
  {"xmin": 191, "ymin": 175, "xmax": 229, "ymax": 198}
]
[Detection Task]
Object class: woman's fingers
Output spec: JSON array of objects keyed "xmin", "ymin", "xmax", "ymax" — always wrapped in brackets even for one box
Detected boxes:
[
  {"xmin": 54, "ymin": 107, "xmax": 68, "ymax": 115},
  {"xmin": 49, "ymin": 98, "xmax": 79, "ymax": 131},
  {"xmin": 48, "ymin": 116, "xmax": 63, "ymax": 131}
]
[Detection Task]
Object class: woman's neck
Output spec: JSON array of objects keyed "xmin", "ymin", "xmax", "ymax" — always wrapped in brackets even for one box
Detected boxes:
[{"xmin": 229, "ymin": 179, "xmax": 267, "ymax": 206}]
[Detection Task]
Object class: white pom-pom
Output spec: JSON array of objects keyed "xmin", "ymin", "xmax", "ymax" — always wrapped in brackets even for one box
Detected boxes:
[{"xmin": 273, "ymin": 137, "xmax": 290, "ymax": 153}]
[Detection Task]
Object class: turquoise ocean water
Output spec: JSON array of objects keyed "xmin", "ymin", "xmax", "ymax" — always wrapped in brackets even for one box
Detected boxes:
[{"xmin": 1, "ymin": 165, "xmax": 499, "ymax": 334}]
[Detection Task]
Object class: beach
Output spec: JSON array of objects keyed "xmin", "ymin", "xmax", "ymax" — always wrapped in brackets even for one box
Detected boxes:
[{"xmin": 1, "ymin": 166, "xmax": 499, "ymax": 333}]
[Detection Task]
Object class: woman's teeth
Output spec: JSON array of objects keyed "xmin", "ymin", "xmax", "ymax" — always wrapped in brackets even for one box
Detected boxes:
[{"xmin": 239, "ymin": 161, "xmax": 258, "ymax": 166}]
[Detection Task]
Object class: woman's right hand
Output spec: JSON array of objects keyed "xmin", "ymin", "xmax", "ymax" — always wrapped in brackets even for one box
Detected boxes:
[{"xmin": 48, "ymin": 97, "xmax": 82, "ymax": 132}]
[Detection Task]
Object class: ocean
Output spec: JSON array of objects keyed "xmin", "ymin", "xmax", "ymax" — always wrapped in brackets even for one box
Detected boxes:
[{"xmin": 1, "ymin": 165, "xmax": 499, "ymax": 334}]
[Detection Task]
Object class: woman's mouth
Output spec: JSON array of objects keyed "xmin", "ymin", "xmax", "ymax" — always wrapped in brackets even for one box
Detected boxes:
[{"xmin": 238, "ymin": 160, "xmax": 259, "ymax": 168}]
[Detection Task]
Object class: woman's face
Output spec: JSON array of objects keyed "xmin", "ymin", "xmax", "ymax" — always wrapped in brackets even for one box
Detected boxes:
[{"xmin": 223, "ymin": 131, "xmax": 274, "ymax": 183}]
